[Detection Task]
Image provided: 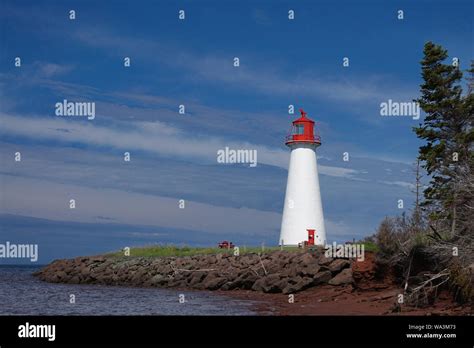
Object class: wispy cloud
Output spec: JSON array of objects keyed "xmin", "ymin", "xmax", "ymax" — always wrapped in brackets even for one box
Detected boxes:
[
  {"xmin": 33, "ymin": 62, "xmax": 74, "ymax": 78},
  {"xmin": 0, "ymin": 112, "xmax": 359, "ymax": 178},
  {"xmin": 72, "ymin": 27, "xmax": 417, "ymax": 104},
  {"xmin": 0, "ymin": 173, "xmax": 368, "ymax": 242},
  {"xmin": 379, "ymin": 180, "xmax": 414, "ymax": 189},
  {"xmin": 317, "ymin": 165, "xmax": 359, "ymax": 178},
  {"xmin": 0, "ymin": 174, "xmax": 281, "ymax": 237}
]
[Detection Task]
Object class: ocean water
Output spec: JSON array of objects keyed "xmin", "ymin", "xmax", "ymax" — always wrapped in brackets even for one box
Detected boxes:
[{"xmin": 0, "ymin": 266, "xmax": 257, "ymax": 315}]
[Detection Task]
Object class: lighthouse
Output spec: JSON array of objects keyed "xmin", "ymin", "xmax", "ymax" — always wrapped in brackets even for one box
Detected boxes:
[{"xmin": 280, "ymin": 109, "xmax": 326, "ymax": 246}]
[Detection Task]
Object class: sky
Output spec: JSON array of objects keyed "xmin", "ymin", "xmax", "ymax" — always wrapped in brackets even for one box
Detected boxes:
[{"xmin": 0, "ymin": 0, "xmax": 473, "ymax": 263}]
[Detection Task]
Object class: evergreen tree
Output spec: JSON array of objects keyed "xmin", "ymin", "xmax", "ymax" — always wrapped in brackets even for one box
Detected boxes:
[{"xmin": 414, "ymin": 42, "xmax": 473, "ymax": 235}]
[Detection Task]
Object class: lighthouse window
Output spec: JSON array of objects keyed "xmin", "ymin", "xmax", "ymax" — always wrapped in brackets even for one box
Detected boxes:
[{"xmin": 294, "ymin": 124, "xmax": 304, "ymax": 135}]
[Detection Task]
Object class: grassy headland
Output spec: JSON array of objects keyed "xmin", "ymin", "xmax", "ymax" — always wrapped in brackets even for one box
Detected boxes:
[{"xmin": 106, "ymin": 245, "xmax": 301, "ymax": 258}]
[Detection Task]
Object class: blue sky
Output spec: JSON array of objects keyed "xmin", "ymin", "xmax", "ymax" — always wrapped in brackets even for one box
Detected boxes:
[{"xmin": 0, "ymin": 0, "xmax": 472, "ymax": 263}]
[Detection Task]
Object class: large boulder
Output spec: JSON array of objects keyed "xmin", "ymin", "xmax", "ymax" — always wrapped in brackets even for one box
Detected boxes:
[
  {"xmin": 282, "ymin": 277, "xmax": 314, "ymax": 294},
  {"xmin": 203, "ymin": 276, "xmax": 227, "ymax": 290},
  {"xmin": 79, "ymin": 265, "xmax": 91, "ymax": 277},
  {"xmin": 56, "ymin": 270, "xmax": 68, "ymax": 281},
  {"xmin": 264, "ymin": 260, "xmax": 282, "ymax": 274},
  {"xmin": 235, "ymin": 270, "xmax": 259, "ymax": 289},
  {"xmin": 223, "ymin": 270, "xmax": 258, "ymax": 290},
  {"xmin": 130, "ymin": 273, "xmax": 143, "ymax": 285},
  {"xmin": 263, "ymin": 275, "xmax": 286, "ymax": 293},
  {"xmin": 268, "ymin": 250, "xmax": 286, "ymax": 259},
  {"xmin": 300, "ymin": 264, "xmax": 321, "ymax": 277},
  {"xmin": 318, "ymin": 255, "xmax": 333, "ymax": 266},
  {"xmin": 328, "ymin": 268, "xmax": 354, "ymax": 285},
  {"xmin": 313, "ymin": 270, "xmax": 332, "ymax": 284},
  {"xmin": 188, "ymin": 271, "xmax": 207, "ymax": 286},
  {"xmin": 240, "ymin": 254, "xmax": 258, "ymax": 266},
  {"xmin": 296, "ymin": 253, "xmax": 316, "ymax": 265},
  {"xmin": 251, "ymin": 278, "xmax": 266, "ymax": 292},
  {"xmin": 225, "ymin": 267, "xmax": 241, "ymax": 280},
  {"xmin": 167, "ymin": 278, "xmax": 188, "ymax": 288},
  {"xmin": 272, "ymin": 279, "xmax": 289, "ymax": 293},
  {"xmin": 251, "ymin": 274, "xmax": 284, "ymax": 293},
  {"xmin": 328, "ymin": 259, "xmax": 351, "ymax": 273},
  {"xmin": 282, "ymin": 264, "xmax": 298, "ymax": 278},
  {"xmin": 69, "ymin": 275, "xmax": 80, "ymax": 284},
  {"xmin": 203, "ymin": 255, "xmax": 217, "ymax": 265}
]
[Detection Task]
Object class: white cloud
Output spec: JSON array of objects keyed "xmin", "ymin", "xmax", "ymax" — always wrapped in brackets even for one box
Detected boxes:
[
  {"xmin": 379, "ymin": 180, "xmax": 414, "ymax": 189},
  {"xmin": 35, "ymin": 62, "xmax": 73, "ymax": 78},
  {"xmin": 0, "ymin": 174, "xmax": 281, "ymax": 237},
  {"xmin": 73, "ymin": 27, "xmax": 416, "ymax": 104},
  {"xmin": 0, "ymin": 112, "xmax": 357, "ymax": 178},
  {"xmin": 0, "ymin": 174, "xmax": 361, "ymax": 242},
  {"xmin": 318, "ymin": 165, "xmax": 358, "ymax": 178}
]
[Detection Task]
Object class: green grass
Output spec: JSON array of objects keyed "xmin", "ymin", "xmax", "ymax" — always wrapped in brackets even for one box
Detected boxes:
[
  {"xmin": 106, "ymin": 245, "xmax": 301, "ymax": 258},
  {"xmin": 360, "ymin": 241, "xmax": 379, "ymax": 252}
]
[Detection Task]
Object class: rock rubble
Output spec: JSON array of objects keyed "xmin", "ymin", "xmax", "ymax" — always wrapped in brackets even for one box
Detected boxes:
[{"xmin": 34, "ymin": 250, "xmax": 355, "ymax": 294}]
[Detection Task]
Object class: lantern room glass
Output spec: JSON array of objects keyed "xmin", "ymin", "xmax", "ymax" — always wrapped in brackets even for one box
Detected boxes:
[{"xmin": 294, "ymin": 124, "xmax": 304, "ymax": 135}]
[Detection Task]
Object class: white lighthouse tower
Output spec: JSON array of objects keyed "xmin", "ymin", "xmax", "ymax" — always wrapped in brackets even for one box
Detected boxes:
[{"xmin": 280, "ymin": 109, "xmax": 326, "ymax": 246}]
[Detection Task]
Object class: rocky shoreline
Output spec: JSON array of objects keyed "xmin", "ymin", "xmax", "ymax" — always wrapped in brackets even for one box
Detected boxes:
[
  {"xmin": 34, "ymin": 250, "xmax": 358, "ymax": 294},
  {"xmin": 35, "ymin": 250, "xmax": 473, "ymax": 315}
]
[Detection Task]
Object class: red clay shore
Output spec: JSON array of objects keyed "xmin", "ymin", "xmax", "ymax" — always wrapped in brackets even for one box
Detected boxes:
[
  {"xmin": 223, "ymin": 284, "xmax": 472, "ymax": 316},
  {"xmin": 223, "ymin": 252, "xmax": 472, "ymax": 316}
]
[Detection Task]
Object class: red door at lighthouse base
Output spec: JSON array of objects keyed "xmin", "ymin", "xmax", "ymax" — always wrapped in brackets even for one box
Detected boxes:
[{"xmin": 307, "ymin": 229, "xmax": 315, "ymax": 246}]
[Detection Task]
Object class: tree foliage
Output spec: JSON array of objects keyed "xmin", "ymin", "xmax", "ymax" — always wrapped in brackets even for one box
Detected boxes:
[{"xmin": 414, "ymin": 42, "xmax": 474, "ymax": 235}]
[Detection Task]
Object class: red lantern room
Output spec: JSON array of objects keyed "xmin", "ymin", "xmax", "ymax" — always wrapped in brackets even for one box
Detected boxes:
[{"xmin": 285, "ymin": 109, "xmax": 321, "ymax": 146}]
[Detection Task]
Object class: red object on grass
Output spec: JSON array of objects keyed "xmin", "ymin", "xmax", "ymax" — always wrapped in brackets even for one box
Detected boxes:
[{"xmin": 218, "ymin": 241, "xmax": 235, "ymax": 249}]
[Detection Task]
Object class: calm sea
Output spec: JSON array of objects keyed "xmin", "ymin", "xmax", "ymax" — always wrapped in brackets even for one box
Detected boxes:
[{"xmin": 0, "ymin": 265, "xmax": 257, "ymax": 315}]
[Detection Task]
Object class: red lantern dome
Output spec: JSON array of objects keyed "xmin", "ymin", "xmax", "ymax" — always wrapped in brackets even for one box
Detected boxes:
[{"xmin": 285, "ymin": 109, "xmax": 321, "ymax": 146}]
